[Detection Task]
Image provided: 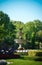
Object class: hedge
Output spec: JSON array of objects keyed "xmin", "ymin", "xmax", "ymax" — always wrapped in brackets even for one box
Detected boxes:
[{"xmin": 28, "ymin": 50, "xmax": 42, "ymax": 56}]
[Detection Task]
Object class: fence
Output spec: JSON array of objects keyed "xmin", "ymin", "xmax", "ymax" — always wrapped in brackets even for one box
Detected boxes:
[{"xmin": 15, "ymin": 50, "xmax": 28, "ymax": 52}]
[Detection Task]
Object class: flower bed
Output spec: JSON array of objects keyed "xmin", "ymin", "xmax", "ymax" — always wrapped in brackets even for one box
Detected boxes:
[{"xmin": 0, "ymin": 54, "xmax": 20, "ymax": 59}]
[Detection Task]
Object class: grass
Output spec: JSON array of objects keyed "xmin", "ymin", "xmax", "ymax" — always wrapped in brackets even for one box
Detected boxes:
[
  {"xmin": 5, "ymin": 50, "xmax": 42, "ymax": 65},
  {"xmin": 6, "ymin": 58, "xmax": 42, "ymax": 65}
]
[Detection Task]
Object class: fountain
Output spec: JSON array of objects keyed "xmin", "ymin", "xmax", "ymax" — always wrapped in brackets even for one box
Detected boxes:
[{"xmin": 15, "ymin": 27, "xmax": 24, "ymax": 50}]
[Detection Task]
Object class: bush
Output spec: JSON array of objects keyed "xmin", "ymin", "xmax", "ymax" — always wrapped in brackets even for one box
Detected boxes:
[
  {"xmin": 35, "ymin": 57, "xmax": 42, "ymax": 61},
  {"xmin": 28, "ymin": 50, "xmax": 42, "ymax": 56},
  {"xmin": 28, "ymin": 50, "xmax": 36, "ymax": 56},
  {"xmin": 36, "ymin": 52, "xmax": 42, "ymax": 56},
  {"xmin": 35, "ymin": 52, "xmax": 42, "ymax": 61},
  {"xmin": 0, "ymin": 54, "xmax": 21, "ymax": 59}
]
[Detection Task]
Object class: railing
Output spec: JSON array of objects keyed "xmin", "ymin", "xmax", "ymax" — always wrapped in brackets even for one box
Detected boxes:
[{"xmin": 16, "ymin": 50, "xmax": 28, "ymax": 52}]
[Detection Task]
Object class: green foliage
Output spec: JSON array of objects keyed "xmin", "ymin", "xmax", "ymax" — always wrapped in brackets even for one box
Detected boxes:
[
  {"xmin": 0, "ymin": 11, "xmax": 10, "ymax": 25},
  {"xmin": 28, "ymin": 50, "xmax": 42, "ymax": 56},
  {"xmin": 36, "ymin": 52, "xmax": 42, "ymax": 56},
  {"xmin": 31, "ymin": 32, "xmax": 36, "ymax": 49},
  {"xmin": 0, "ymin": 11, "xmax": 16, "ymax": 50},
  {"xmin": 0, "ymin": 11, "xmax": 42, "ymax": 49},
  {"xmin": 36, "ymin": 30, "xmax": 42, "ymax": 42},
  {"xmin": 12, "ymin": 21, "xmax": 24, "ymax": 38}
]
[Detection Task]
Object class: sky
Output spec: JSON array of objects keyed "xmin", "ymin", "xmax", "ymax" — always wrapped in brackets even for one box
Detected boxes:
[{"xmin": 0, "ymin": 0, "xmax": 42, "ymax": 23}]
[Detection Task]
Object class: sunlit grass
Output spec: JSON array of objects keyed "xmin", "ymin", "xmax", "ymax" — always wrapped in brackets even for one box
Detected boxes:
[{"xmin": 6, "ymin": 59, "xmax": 42, "ymax": 65}]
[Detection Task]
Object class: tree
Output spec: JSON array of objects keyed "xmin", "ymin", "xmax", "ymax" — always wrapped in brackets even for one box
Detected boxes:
[
  {"xmin": 31, "ymin": 32, "xmax": 36, "ymax": 49},
  {"xmin": 0, "ymin": 11, "xmax": 16, "ymax": 51},
  {"xmin": 23, "ymin": 20, "xmax": 42, "ymax": 49},
  {"xmin": 12, "ymin": 21, "xmax": 24, "ymax": 38},
  {"xmin": 37, "ymin": 30, "xmax": 42, "ymax": 42},
  {"xmin": 0, "ymin": 11, "xmax": 10, "ymax": 25},
  {"xmin": 36, "ymin": 30, "xmax": 42, "ymax": 49},
  {"xmin": 0, "ymin": 11, "xmax": 10, "ymax": 40}
]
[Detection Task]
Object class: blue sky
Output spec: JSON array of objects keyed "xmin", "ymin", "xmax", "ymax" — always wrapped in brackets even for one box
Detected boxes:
[{"xmin": 0, "ymin": 0, "xmax": 42, "ymax": 23}]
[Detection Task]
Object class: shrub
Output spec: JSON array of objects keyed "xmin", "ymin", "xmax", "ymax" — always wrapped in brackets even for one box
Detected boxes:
[
  {"xmin": 36, "ymin": 52, "xmax": 42, "ymax": 56},
  {"xmin": 0, "ymin": 54, "xmax": 21, "ymax": 59},
  {"xmin": 28, "ymin": 50, "xmax": 42, "ymax": 61},
  {"xmin": 35, "ymin": 57, "xmax": 42, "ymax": 61},
  {"xmin": 28, "ymin": 50, "xmax": 42, "ymax": 56}
]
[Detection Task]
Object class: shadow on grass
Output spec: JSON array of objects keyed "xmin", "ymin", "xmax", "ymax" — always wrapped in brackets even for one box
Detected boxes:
[
  {"xmin": 19, "ymin": 56, "xmax": 42, "ymax": 62},
  {"xmin": 0, "ymin": 54, "xmax": 42, "ymax": 62}
]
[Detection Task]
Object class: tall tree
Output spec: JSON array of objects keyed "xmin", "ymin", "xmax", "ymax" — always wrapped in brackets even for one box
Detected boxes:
[{"xmin": 0, "ymin": 11, "xmax": 16, "ymax": 51}]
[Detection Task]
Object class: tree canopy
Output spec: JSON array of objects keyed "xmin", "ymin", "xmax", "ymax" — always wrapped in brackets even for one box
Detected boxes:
[
  {"xmin": 0, "ymin": 11, "xmax": 42, "ymax": 50},
  {"xmin": 0, "ymin": 11, "xmax": 16, "ymax": 51}
]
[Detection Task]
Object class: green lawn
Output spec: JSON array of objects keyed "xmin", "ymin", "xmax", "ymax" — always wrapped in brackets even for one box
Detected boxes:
[{"xmin": 7, "ymin": 59, "xmax": 42, "ymax": 65}]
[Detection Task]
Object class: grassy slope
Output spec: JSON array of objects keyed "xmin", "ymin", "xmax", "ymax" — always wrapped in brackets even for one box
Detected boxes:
[{"xmin": 7, "ymin": 59, "xmax": 42, "ymax": 65}]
